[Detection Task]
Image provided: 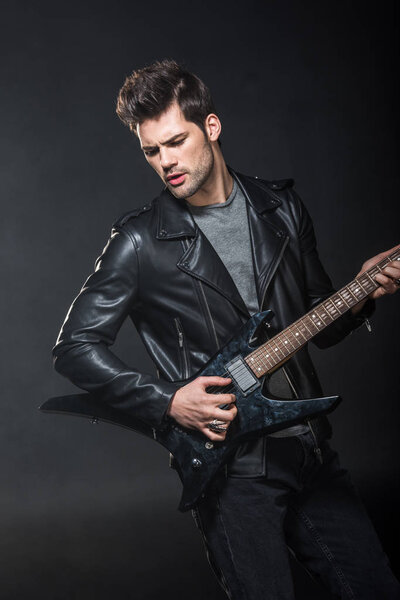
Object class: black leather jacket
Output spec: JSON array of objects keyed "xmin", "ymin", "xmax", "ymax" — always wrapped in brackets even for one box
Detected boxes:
[{"xmin": 53, "ymin": 168, "xmax": 373, "ymax": 475}]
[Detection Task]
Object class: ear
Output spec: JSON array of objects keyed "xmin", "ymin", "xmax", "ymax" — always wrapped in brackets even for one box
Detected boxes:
[{"xmin": 204, "ymin": 113, "xmax": 222, "ymax": 142}]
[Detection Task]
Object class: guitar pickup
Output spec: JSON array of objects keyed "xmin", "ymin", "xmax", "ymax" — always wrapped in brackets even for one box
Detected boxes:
[{"xmin": 225, "ymin": 356, "xmax": 260, "ymax": 395}]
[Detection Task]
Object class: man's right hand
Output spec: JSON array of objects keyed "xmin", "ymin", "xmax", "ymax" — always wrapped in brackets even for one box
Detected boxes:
[{"xmin": 167, "ymin": 376, "xmax": 237, "ymax": 441}]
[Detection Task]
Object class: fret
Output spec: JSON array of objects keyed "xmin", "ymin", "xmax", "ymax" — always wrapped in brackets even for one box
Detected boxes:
[
  {"xmin": 324, "ymin": 298, "xmax": 340, "ymax": 318},
  {"xmin": 279, "ymin": 334, "xmax": 297, "ymax": 356},
  {"xmin": 292, "ymin": 321, "xmax": 308, "ymax": 342},
  {"xmin": 379, "ymin": 258, "xmax": 390, "ymax": 269},
  {"xmin": 345, "ymin": 283, "xmax": 359, "ymax": 303},
  {"xmin": 253, "ymin": 345, "xmax": 274, "ymax": 370},
  {"xmin": 245, "ymin": 247, "xmax": 400, "ymax": 379},
  {"xmin": 247, "ymin": 354, "xmax": 261, "ymax": 371},
  {"xmin": 289, "ymin": 326, "xmax": 305, "ymax": 348},
  {"xmin": 306, "ymin": 318, "xmax": 321, "ymax": 335},
  {"xmin": 303, "ymin": 316, "xmax": 320, "ymax": 335},
  {"xmin": 252, "ymin": 353, "xmax": 267, "ymax": 372},
  {"xmin": 252, "ymin": 359, "xmax": 264, "ymax": 374},
  {"xmin": 262, "ymin": 351, "xmax": 275, "ymax": 369},
  {"xmin": 282, "ymin": 329, "xmax": 298, "ymax": 351},
  {"xmin": 331, "ymin": 293, "xmax": 347, "ymax": 314},
  {"xmin": 276, "ymin": 333, "xmax": 291, "ymax": 354},
  {"xmin": 270, "ymin": 340, "xmax": 287, "ymax": 362},
  {"xmin": 337, "ymin": 290, "xmax": 351, "ymax": 308},
  {"xmin": 368, "ymin": 267, "xmax": 381, "ymax": 280},
  {"xmin": 248, "ymin": 355, "xmax": 264, "ymax": 376},
  {"xmin": 309, "ymin": 308, "xmax": 325, "ymax": 329},
  {"xmin": 359, "ymin": 272, "xmax": 377, "ymax": 292},
  {"xmin": 339, "ymin": 288, "xmax": 354, "ymax": 308},
  {"xmin": 258, "ymin": 348, "xmax": 274, "ymax": 370},
  {"xmin": 348, "ymin": 280, "xmax": 365, "ymax": 300},
  {"xmin": 317, "ymin": 302, "xmax": 334, "ymax": 323},
  {"xmin": 317, "ymin": 305, "xmax": 334, "ymax": 324},
  {"xmin": 300, "ymin": 318, "xmax": 314, "ymax": 338}
]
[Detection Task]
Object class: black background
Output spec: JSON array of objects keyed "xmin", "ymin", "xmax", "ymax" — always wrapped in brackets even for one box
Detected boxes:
[{"xmin": 1, "ymin": 1, "xmax": 399, "ymax": 598}]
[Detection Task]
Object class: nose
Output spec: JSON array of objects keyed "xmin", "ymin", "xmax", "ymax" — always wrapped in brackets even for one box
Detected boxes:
[{"xmin": 159, "ymin": 147, "xmax": 177, "ymax": 171}]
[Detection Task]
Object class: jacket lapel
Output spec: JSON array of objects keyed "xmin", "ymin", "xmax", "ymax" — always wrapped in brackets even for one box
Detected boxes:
[
  {"xmin": 156, "ymin": 188, "xmax": 249, "ymax": 317},
  {"xmin": 232, "ymin": 170, "xmax": 290, "ymax": 309},
  {"xmin": 156, "ymin": 168, "xmax": 289, "ymax": 316},
  {"xmin": 177, "ymin": 231, "xmax": 250, "ymax": 316}
]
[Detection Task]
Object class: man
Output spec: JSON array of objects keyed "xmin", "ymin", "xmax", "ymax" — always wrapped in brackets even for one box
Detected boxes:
[{"xmin": 53, "ymin": 59, "xmax": 400, "ymax": 599}]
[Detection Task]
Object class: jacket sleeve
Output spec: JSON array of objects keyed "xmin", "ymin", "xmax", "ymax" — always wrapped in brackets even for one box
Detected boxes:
[
  {"xmin": 52, "ymin": 226, "xmax": 179, "ymax": 429},
  {"xmin": 289, "ymin": 188, "xmax": 375, "ymax": 349}
]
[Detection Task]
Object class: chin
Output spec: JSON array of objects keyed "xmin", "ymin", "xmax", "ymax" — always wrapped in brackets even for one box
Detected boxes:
[{"xmin": 168, "ymin": 184, "xmax": 190, "ymax": 199}]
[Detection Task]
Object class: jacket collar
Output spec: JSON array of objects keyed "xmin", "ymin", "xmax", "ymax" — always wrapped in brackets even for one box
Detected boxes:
[
  {"xmin": 155, "ymin": 167, "xmax": 281, "ymax": 240},
  {"xmin": 155, "ymin": 167, "xmax": 289, "ymax": 316}
]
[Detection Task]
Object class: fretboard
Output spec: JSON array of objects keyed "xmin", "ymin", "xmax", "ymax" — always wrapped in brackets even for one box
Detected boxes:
[{"xmin": 245, "ymin": 247, "xmax": 400, "ymax": 378}]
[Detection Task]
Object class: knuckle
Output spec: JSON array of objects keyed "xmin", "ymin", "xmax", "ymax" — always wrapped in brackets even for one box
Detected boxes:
[{"xmin": 201, "ymin": 407, "xmax": 210, "ymax": 419}]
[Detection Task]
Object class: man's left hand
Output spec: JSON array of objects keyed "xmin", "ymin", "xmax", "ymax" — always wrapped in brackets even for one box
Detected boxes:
[{"xmin": 352, "ymin": 245, "xmax": 400, "ymax": 315}]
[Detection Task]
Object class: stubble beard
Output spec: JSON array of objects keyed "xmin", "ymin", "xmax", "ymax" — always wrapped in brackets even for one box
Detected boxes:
[{"xmin": 166, "ymin": 140, "xmax": 214, "ymax": 200}]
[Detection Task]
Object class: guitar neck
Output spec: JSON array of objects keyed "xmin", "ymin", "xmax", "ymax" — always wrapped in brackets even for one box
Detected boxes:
[{"xmin": 245, "ymin": 247, "xmax": 400, "ymax": 378}]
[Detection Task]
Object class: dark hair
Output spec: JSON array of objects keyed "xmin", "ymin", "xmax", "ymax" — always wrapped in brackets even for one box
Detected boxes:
[{"xmin": 116, "ymin": 59, "xmax": 219, "ymax": 141}]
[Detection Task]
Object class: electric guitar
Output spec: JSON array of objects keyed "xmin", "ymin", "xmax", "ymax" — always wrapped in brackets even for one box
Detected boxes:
[{"xmin": 40, "ymin": 247, "xmax": 400, "ymax": 511}]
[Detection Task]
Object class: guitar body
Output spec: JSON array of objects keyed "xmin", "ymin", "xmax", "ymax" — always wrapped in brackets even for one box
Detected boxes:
[{"xmin": 41, "ymin": 310, "xmax": 340, "ymax": 511}]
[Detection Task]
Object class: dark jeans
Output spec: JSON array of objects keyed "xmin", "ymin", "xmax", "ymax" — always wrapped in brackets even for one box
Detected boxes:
[{"xmin": 192, "ymin": 432, "xmax": 400, "ymax": 599}]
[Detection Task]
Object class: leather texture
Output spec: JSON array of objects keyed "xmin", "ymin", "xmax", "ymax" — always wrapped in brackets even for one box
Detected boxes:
[{"xmin": 53, "ymin": 167, "xmax": 374, "ymax": 475}]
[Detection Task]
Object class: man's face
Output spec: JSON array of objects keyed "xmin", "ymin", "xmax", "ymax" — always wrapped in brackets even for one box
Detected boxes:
[{"xmin": 137, "ymin": 102, "xmax": 214, "ymax": 199}]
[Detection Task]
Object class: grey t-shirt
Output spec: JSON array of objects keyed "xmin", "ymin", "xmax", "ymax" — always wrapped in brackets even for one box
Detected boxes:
[
  {"xmin": 187, "ymin": 179, "xmax": 259, "ymax": 316},
  {"xmin": 187, "ymin": 179, "xmax": 294, "ymax": 403}
]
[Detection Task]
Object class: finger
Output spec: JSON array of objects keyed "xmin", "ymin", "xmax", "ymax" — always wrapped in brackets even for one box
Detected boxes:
[
  {"xmin": 201, "ymin": 393, "xmax": 235, "ymax": 407},
  {"xmin": 203, "ymin": 420, "xmax": 229, "ymax": 435},
  {"xmin": 358, "ymin": 245, "xmax": 400, "ymax": 274},
  {"xmin": 217, "ymin": 401, "xmax": 237, "ymax": 416},
  {"xmin": 215, "ymin": 406, "xmax": 237, "ymax": 421},
  {"xmin": 203, "ymin": 428, "xmax": 227, "ymax": 441},
  {"xmin": 372, "ymin": 277, "xmax": 398, "ymax": 296},
  {"xmin": 374, "ymin": 273, "xmax": 397, "ymax": 289},
  {"xmin": 212, "ymin": 393, "xmax": 236, "ymax": 405},
  {"xmin": 210, "ymin": 419, "xmax": 227, "ymax": 427},
  {"xmin": 380, "ymin": 266, "xmax": 400, "ymax": 279},
  {"xmin": 218, "ymin": 396, "xmax": 237, "ymax": 409},
  {"xmin": 198, "ymin": 376, "xmax": 231, "ymax": 389}
]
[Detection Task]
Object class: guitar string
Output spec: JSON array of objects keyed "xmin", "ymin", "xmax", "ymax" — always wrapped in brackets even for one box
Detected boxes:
[{"xmin": 199, "ymin": 249, "xmax": 400, "ymax": 402}]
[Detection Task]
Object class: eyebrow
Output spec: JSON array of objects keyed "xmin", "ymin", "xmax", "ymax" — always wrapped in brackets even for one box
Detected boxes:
[{"xmin": 141, "ymin": 132, "xmax": 187, "ymax": 151}]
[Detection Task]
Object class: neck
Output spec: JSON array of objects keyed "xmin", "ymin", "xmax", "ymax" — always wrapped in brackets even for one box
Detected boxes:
[
  {"xmin": 186, "ymin": 150, "xmax": 233, "ymax": 207},
  {"xmin": 245, "ymin": 246, "xmax": 400, "ymax": 378}
]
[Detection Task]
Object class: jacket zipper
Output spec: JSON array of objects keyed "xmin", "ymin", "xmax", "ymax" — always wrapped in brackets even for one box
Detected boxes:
[
  {"xmin": 174, "ymin": 317, "xmax": 189, "ymax": 379},
  {"xmin": 181, "ymin": 238, "xmax": 219, "ymax": 351},
  {"xmin": 282, "ymin": 365, "xmax": 323, "ymax": 464},
  {"xmin": 198, "ymin": 281, "xmax": 219, "ymax": 349},
  {"xmin": 259, "ymin": 235, "xmax": 289, "ymax": 312}
]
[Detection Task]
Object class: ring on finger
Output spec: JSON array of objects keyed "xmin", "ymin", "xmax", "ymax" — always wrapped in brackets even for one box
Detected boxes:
[
  {"xmin": 207, "ymin": 418, "xmax": 227, "ymax": 433},
  {"xmin": 394, "ymin": 277, "xmax": 400, "ymax": 286}
]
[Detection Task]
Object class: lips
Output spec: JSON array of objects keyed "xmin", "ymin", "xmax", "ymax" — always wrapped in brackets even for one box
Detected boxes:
[{"xmin": 166, "ymin": 173, "xmax": 186, "ymax": 186}]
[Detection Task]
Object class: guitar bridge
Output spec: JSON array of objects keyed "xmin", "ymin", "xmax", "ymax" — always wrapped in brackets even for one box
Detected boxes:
[{"xmin": 225, "ymin": 356, "xmax": 260, "ymax": 395}]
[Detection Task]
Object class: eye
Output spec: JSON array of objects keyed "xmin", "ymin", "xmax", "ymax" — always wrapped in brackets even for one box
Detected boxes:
[
  {"xmin": 169, "ymin": 139, "xmax": 184, "ymax": 147},
  {"xmin": 144, "ymin": 149, "xmax": 158, "ymax": 157}
]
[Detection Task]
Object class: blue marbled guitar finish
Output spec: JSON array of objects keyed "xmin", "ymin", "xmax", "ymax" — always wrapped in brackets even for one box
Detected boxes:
[
  {"xmin": 41, "ymin": 310, "xmax": 339, "ymax": 511},
  {"xmin": 41, "ymin": 247, "xmax": 399, "ymax": 511}
]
